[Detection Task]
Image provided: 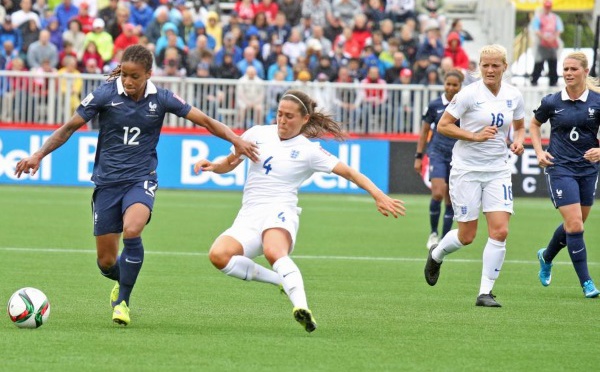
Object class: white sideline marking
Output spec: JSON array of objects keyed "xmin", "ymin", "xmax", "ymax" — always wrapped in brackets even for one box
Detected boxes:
[{"xmin": 0, "ymin": 247, "xmax": 595, "ymax": 265}]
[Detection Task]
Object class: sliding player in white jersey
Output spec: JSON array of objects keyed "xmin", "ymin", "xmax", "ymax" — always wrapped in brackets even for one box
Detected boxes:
[
  {"xmin": 424, "ymin": 44, "xmax": 526, "ymax": 307},
  {"xmin": 193, "ymin": 89, "xmax": 405, "ymax": 332}
]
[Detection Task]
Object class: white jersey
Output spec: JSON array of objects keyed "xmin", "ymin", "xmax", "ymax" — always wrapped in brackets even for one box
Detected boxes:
[
  {"xmin": 446, "ymin": 80, "xmax": 525, "ymax": 171},
  {"xmin": 236, "ymin": 125, "xmax": 340, "ymax": 208}
]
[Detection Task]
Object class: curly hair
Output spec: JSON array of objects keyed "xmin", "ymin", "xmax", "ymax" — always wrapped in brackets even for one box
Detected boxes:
[{"xmin": 106, "ymin": 44, "xmax": 154, "ymax": 82}]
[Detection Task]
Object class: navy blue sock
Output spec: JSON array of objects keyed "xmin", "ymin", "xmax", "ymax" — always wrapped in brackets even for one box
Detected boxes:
[
  {"xmin": 442, "ymin": 204, "xmax": 454, "ymax": 237},
  {"xmin": 566, "ymin": 231, "xmax": 590, "ymax": 286},
  {"xmin": 97, "ymin": 257, "xmax": 120, "ymax": 281},
  {"xmin": 117, "ymin": 237, "xmax": 144, "ymax": 306},
  {"xmin": 429, "ymin": 199, "xmax": 441, "ymax": 234},
  {"xmin": 543, "ymin": 224, "xmax": 566, "ymax": 263}
]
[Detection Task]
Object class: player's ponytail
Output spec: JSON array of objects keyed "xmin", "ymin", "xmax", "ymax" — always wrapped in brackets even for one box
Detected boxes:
[{"xmin": 280, "ymin": 89, "xmax": 347, "ymax": 141}]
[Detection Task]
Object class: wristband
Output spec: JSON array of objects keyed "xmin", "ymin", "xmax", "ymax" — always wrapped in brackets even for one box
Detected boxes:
[{"xmin": 414, "ymin": 153, "xmax": 423, "ymax": 159}]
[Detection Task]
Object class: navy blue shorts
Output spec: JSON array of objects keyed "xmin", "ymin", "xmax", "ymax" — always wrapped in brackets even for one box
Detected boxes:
[
  {"xmin": 428, "ymin": 152, "xmax": 452, "ymax": 182},
  {"xmin": 544, "ymin": 172, "xmax": 598, "ymax": 208},
  {"xmin": 91, "ymin": 180, "xmax": 158, "ymax": 236}
]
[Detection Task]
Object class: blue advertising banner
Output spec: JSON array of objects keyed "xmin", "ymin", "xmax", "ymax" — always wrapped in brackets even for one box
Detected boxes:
[{"xmin": 0, "ymin": 129, "xmax": 390, "ymax": 194}]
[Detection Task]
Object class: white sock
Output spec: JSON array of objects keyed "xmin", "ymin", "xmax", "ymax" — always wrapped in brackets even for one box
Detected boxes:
[
  {"xmin": 221, "ymin": 255, "xmax": 281, "ymax": 285},
  {"xmin": 432, "ymin": 229, "xmax": 464, "ymax": 263},
  {"xmin": 273, "ymin": 256, "xmax": 308, "ymax": 309},
  {"xmin": 479, "ymin": 238, "xmax": 506, "ymax": 295}
]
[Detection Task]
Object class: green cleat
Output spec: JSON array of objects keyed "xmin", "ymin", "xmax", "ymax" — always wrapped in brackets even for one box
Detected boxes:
[
  {"xmin": 112, "ymin": 300, "xmax": 130, "ymax": 326},
  {"xmin": 293, "ymin": 307, "xmax": 317, "ymax": 333},
  {"xmin": 110, "ymin": 282, "xmax": 120, "ymax": 308}
]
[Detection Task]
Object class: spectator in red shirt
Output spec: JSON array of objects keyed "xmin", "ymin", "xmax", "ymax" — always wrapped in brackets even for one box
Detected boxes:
[
  {"xmin": 254, "ymin": 0, "xmax": 279, "ymax": 25},
  {"xmin": 75, "ymin": 2, "xmax": 95, "ymax": 34},
  {"xmin": 113, "ymin": 23, "xmax": 139, "ymax": 56},
  {"xmin": 234, "ymin": 0, "xmax": 256, "ymax": 25},
  {"xmin": 443, "ymin": 31, "xmax": 469, "ymax": 70}
]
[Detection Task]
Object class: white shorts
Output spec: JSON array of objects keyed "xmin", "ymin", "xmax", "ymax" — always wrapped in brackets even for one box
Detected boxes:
[
  {"xmin": 220, "ymin": 204, "xmax": 301, "ymax": 259},
  {"xmin": 449, "ymin": 168, "xmax": 513, "ymax": 222}
]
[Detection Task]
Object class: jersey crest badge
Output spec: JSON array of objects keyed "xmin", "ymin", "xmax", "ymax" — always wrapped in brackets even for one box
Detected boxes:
[
  {"xmin": 81, "ymin": 93, "xmax": 94, "ymax": 107},
  {"xmin": 589, "ymin": 108, "xmax": 595, "ymax": 118},
  {"xmin": 290, "ymin": 150, "xmax": 300, "ymax": 159},
  {"xmin": 149, "ymin": 101, "xmax": 157, "ymax": 112},
  {"xmin": 506, "ymin": 100, "xmax": 512, "ymax": 108}
]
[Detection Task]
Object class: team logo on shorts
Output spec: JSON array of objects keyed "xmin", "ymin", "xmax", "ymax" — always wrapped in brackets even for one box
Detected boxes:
[
  {"xmin": 506, "ymin": 100, "xmax": 512, "ymax": 108},
  {"xmin": 460, "ymin": 206, "xmax": 467, "ymax": 215},
  {"xmin": 555, "ymin": 189, "xmax": 563, "ymax": 199}
]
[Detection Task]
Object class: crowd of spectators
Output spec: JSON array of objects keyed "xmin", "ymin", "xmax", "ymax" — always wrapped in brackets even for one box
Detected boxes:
[
  {"xmin": 0, "ymin": 0, "xmax": 477, "ymax": 128},
  {"xmin": 0, "ymin": 0, "xmax": 473, "ymax": 83}
]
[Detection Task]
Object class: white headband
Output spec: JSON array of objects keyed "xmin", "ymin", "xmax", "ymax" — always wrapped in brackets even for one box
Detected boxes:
[{"xmin": 282, "ymin": 94, "xmax": 309, "ymax": 114}]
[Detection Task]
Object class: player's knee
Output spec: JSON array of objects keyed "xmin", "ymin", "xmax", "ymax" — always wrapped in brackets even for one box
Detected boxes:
[
  {"xmin": 97, "ymin": 255, "xmax": 117, "ymax": 269},
  {"xmin": 490, "ymin": 228, "xmax": 509, "ymax": 242},
  {"xmin": 122, "ymin": 224, "xmax": 144, "ymax": 239},
  {"xmin": 263, "ymin": 246, "xmax": 288, "ymax": 266},
  {"xmin": 564, "ymin": 220, "xmax": 584, "ymax": 233},
  {"xmin": 208, "ymin": 247, "xmax": 231, "ymax": 270},
  {"xmin": 458, "ymin": 231, "xmax": 476, "ymax": 245}
]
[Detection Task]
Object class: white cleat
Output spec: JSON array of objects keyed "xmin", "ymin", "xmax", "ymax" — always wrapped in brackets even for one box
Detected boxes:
[{"xmin": 426, "ymin": 232, "xmax": 439, "ymax": 250}]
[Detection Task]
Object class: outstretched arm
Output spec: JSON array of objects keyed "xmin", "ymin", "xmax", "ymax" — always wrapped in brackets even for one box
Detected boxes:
[
  {"xmin": 14, "ymin": 113, "xmax": 87, "ymax": 178},
  {"xmin": 186, "ymin": 107, "xmax": 259, "ymax": 162},
  {"xmin": 332, "ymin": 162, "xmax": 406, "ymax": 218},
  {"xmin": 194, "ymin": 153, "xmax": 244, "ymax": 175}
]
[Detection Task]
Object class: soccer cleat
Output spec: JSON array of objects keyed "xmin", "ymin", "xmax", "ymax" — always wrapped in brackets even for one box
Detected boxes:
[
  {"xmin": 112, "ymin": 300, "xmax": 130, "ymax": 326},
  {"xmin": 110, "ymin": 282, "xmax": 120, "ymax": 308},
  {"xmin": 293, "ymin": 307, "xmax": 317, "ymax": 333},
  {"xmin": 426, "ymin": 232, "xmax": 439, "ymax": 250},
  {"xmin": 537, "ymin": 248, "xmax": 552, "ymax": 287},
  {"xmin": 424, "ymin": 244, "xmax": 442, "ymax": 286},
  {"xmin": 582, "ymin": 280, "xmax": 600, "ymax": 298},
  {"xmin": 475, "ymin": 292, "xmax": 502, "ymax": 307}
]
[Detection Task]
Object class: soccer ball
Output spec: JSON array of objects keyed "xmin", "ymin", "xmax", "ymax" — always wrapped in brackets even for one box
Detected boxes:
[{"xmin": 7, "ymin": 287, "xmax": 50, "ymax": 329}]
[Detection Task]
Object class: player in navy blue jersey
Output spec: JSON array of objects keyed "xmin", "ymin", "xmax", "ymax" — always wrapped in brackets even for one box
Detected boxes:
[
  {"xmin": 14, "ymin": 44, "xmax": 260, "ymax": 326},
  {"xmin": 415, "ymin": 70, "xmax": 464, "ymax": 250},
  {"xmin": 530, "ymin": 51, "xmax": 600, "ymax": 298}
]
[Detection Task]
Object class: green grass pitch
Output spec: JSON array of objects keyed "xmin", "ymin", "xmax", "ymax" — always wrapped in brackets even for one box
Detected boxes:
[{"xmin": 1, "ymin": 185, "xmax": 599, "ymax": 371}]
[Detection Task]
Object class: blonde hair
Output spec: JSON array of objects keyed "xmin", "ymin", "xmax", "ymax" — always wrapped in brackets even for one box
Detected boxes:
[
  {"xmin": 479, "ymin": 44, "xmax": 508, "ymax": 66},
  {"xmin": 471, "ymin": 44, "xmax": 509, "ymax": 80},
  {"xmin": 564, "ymin": 51, "xmax": 600, "ymax": 93}
]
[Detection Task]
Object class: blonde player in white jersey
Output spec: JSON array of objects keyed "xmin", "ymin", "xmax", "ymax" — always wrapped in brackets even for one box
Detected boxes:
[
  {"xmin": 423, "ymin": 44, "xmax": 526, "ymax": 307},
  {"xmin": 193, "ymin": 89, "xmax": 405, "ymax": 332}
]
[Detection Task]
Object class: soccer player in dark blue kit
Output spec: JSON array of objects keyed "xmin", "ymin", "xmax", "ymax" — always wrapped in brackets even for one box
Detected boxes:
[
  {"xmin": 414, "ymin": 70, "xmax": 464, "ymax": 249},
  {"xmin": 530, "ymin": 51, "xmax": 600, "ymax": 298},
  {"xmin": 14, "ymin": 44, "xmax": 260, "ymax": 325}
]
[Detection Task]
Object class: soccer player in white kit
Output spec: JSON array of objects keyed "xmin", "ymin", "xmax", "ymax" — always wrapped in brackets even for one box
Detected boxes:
[
  {"xmin": 193, "ymin": 89, "xmax": 405, "ymax": 332},
  {"xmin": 423, "ymin": 45, "xmax": 526, "ymax": 307}
]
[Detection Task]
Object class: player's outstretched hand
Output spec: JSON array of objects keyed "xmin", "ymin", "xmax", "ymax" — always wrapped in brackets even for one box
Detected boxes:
[
  {"xmin": 14, "ymin": 154, "xmax": 42, "ymax": 178},
  {"xmin": 193, "ymin": 159, "xmax": 215, "ymax": 174},
  {"xmin": 375, "ymin": 195, "xmax": 406, "ymax": 218},
  {"xmin": 233, "ymin": 138, "xmax": 259, "ymax": 162},
  {"xmin": 583, "ymin": 148, "xmax": 600, "ymax": 163}
]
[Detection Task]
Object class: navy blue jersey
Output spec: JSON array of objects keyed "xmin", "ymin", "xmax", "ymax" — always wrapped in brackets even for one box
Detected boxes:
[
  {"xmin": 422, "ymin": 95, "xmax": 458, "ymax": 157},
  {"xmin": 77, "ymin": 79, "xmax": 192, "ymax": 186},
  {"xmin": 534, "ymin": 89, "xmax": 600, "ymax": 176}
]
